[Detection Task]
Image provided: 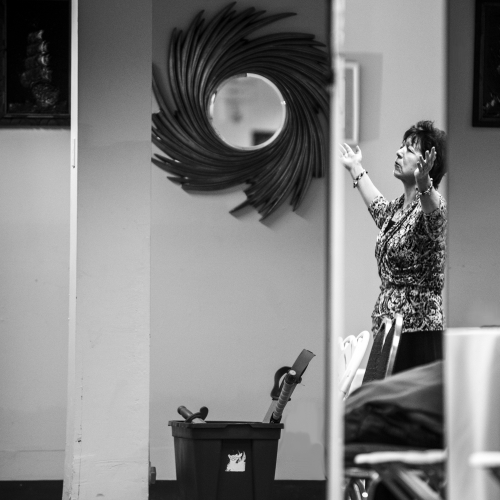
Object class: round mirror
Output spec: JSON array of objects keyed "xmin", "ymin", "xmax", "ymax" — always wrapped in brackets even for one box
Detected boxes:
[{"xmin": 208, "ymin": 73, "xmax": 286, "ymax": 150}]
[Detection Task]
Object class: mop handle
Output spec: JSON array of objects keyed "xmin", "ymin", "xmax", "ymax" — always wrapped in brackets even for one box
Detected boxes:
[{"xmin": 271, "ymin": 370, "xmax": 297, "ymax": 423}]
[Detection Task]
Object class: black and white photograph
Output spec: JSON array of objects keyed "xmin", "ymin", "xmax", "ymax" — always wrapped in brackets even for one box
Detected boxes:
[{"xmin": 0, "ymin": 1, "xmax": 499, "ymax": 500}]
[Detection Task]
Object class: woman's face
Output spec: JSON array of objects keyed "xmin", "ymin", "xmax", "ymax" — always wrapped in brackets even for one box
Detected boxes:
[{"xmin": 393, "ymin": 137, "xmax": 421, "ymax": 184}]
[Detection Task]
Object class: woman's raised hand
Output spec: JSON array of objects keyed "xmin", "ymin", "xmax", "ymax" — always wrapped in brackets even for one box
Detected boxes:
[
  {"xmin": 340, "ymin": 142, "xmax": 381, "ymax": 206},
  {"xmin": 339, "ymin": 143, "xmax": 362, "ymax": 172},
  {"xmin": 415, "ymin": 146, "xmax": 436, "ymax": 182}
]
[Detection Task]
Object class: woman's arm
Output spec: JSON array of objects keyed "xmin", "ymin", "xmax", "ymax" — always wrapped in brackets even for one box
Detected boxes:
[
  {"xmin": 340, "ymin": 143, "xmax": 383, "ymax": 208},
  {"xmin": 415, "ymin": 147, "xmax": 441, "ymax": 213},
  {"xmin": 422, "ymin": 195, "xmax": 447, "ymax": 241}
]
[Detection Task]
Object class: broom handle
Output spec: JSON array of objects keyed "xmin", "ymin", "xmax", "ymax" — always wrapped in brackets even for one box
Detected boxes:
[{"xmin": 271, "ymin": 370, "xmax": 297, "ymax": 423}]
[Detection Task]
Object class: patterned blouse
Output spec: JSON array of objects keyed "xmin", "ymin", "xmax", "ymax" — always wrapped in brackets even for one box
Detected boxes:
[{"xmin": 368, "ymin": 192, "xmax": 447, "ymax": 334}]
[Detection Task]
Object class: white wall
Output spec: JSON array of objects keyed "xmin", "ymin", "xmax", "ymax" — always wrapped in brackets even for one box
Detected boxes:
[
  {"xmin": 0, "ymin": 129, "xmax": 70, "ymax": 479},
  {"xmin": 447, "ymin": 0, "xmax": 500, "ymax": 327},
  {"xmin": 342, "ymin": 0, "xmax": 446, "ymax": 356},
  {"xmin": 150, "ymin": 0, "xmax": 328, "ymax": 481}
]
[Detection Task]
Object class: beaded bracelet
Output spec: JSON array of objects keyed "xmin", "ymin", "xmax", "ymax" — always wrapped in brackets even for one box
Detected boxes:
[
  {"xmin": 353, "ymin": 169, "xmax": 368, "ymax": 188},
  {"xmin": 416, "ymin": 178, "xmax": 434, "ymax": 196}
]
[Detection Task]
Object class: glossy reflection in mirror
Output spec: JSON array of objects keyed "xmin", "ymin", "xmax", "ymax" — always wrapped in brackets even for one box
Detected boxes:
[{"xmin": 209, "ymin": 73, "xmax": 286, "ymax": 150}]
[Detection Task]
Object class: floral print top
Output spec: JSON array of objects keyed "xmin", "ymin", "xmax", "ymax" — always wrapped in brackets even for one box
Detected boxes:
[{"xmin": 368, "ymin": 192, "xmax": 447, "ymax": 334}]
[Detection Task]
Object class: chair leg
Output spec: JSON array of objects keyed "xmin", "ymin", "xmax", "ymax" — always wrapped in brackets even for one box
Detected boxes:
[
  {"xmin": 372, "ymin": 475, "xmax": 413, "ymax": 500},
  {"xmin": 371, "ymin": 464, "xmax": 443, "ymax": 500},
  {"xmin": 344, "ymin": 478, "xmax": 363, "ymax": 500},
  {"xmin": 396, "ymin": 467, "xmax": 442, "ymax": 500},
  {"xmin": 365, "ymin": 475, "xmax": 383, "ymax": 500},
  {"xmin": 344, "ymin": 469, "xmax": 381, "ymax": 500},
  {"xmin": 354, "ymin": 478, "xmax": 367, "ymax": 497},
  {"xmin": 491, "ymin": 467, "xmax": 500, "ymax": 484}
]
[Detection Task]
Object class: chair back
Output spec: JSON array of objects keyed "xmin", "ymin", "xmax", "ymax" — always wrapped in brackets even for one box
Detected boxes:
[
  {"xmin": 339, "ymin": 331, "xmax": 370, "ymax": 398},
  {"xmin": 338, "ymin": 335, "xmax": 356, "ymax": 381},
  {"xmin": 362, "ymin": 314, "xmax": 403, "ymax": 384},
  {"xmin": 384, "ymin": 313, "xmax": 403, "ymax": 377}
]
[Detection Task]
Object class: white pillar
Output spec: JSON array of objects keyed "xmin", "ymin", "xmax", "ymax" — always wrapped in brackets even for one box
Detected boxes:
[
  {"xmin": 63, "ymin": 0, "xmax": 152, "ymax": 498},
  {"xmin": 326, "ymin": 0, "xmax": 345, "ymax": 499}
]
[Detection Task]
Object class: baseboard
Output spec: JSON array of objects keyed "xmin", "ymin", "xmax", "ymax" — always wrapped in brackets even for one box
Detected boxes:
[
  {"xmin": 150, "ymin": 480, "xmax": 326, "ymax": 499},
  {"xmin": 0, "ymin": 481, "xmax": 63, "ymax": 500},
  {"xmin": 0, "ymin": 480, "xmax": 326, "ymax": 499}
]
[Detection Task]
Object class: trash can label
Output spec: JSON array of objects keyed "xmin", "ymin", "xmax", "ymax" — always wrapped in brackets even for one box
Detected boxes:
[{"xmin": 225, "ymin": 451, "xmax": 246, "ymax": 472}]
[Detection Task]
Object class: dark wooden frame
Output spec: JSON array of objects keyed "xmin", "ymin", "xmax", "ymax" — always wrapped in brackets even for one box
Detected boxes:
[
  {"xmin": 0, "ymin": 0, "xmax": 70, "ymax": 127},
  {"xmin": 152, "ymin": 3, "xmax": 329, "ymax": 220},
  {"xmin": 473, "ymin": 0, "xmax": 500, "ymax": 127}
]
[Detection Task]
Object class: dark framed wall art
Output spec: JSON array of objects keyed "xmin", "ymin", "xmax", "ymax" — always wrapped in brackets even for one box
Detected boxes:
[
  {"xmin": 473, "ymin": 0, "xmax": 500, "ymax": 127},
  {"xmin": 0, "ymin": 0, "xmax": 70, "ymax": 127}
]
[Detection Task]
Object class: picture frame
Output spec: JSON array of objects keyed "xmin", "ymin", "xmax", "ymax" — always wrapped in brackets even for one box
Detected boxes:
[
  {"xmin": 344, "ymin": 60, "xmax": 360, "ymax": 144},
  {"xmin": 0, "ymin": 0, "xmax": 70, "ymax": 127},
  {"xmin": 472, "ymin": 0, "xmax": 500, "ymax": 127}
]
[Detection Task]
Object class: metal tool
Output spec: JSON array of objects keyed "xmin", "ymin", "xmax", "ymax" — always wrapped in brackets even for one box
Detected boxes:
[
  {"xmin": 177, "ymin": 405, "xmax": 209, "ymax": 424},
  {"xmin": 263, "ymin": 349, "xmax": 315, "ymax": 423}
]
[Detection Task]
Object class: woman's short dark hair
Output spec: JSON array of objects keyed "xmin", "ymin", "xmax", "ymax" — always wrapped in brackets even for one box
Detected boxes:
[{"xmin": 403, "ymin": 120, "xmax": 447, "ymax": 188}]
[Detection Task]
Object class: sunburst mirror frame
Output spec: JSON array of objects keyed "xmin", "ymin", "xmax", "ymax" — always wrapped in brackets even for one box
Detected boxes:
[{"xmin": 152, "ymin": 2, "xmax": 329, "ymax": 220}]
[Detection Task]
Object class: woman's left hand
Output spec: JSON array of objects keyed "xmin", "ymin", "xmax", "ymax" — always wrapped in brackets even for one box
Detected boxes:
[
  {"xmin": 415, "ymin": 146, "xmax": 440, "ymax": 213},
  {"xmin": 414, "ymin": 146, "xmax": 436, "ymax": 182}
]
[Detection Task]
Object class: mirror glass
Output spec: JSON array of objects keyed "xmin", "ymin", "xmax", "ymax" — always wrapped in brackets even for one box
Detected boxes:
[{"xmin": 208, "ymin": 73, "xmax": 286, "ymax": 150}]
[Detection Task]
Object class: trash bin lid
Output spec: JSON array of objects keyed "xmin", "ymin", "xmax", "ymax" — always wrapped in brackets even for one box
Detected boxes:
[{"xmin": 168, "ymin": 420, "xmax": 284, "ymax": 440}]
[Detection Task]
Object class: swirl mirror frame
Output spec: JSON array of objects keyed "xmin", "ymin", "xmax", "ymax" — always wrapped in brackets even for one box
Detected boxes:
[{"xmin": 151, "ymin": 3, "xmax": 329, "ymax": 220}]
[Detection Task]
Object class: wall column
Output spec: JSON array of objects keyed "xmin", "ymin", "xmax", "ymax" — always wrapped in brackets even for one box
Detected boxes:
[
  {"xmin": 326, "ymin": 0, "xmax": 345, "ymax": 499},
  {"xmin": 63, "ymin": 0, "xmax": 152, "ymax": 498}
]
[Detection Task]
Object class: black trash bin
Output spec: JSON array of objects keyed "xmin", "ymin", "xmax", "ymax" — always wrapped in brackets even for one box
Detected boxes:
[{"xmin": 168, "ymin": 420, "xmax": 284, "ymax": 500}]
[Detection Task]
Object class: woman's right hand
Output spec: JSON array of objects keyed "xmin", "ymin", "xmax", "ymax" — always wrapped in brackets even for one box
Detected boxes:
[
  {"xmin": 339, "ymin": 143, "xmax": 363, "ymax": 174},
  {"xmin": 339, "ymin": 143, "xmax": 381, "ymax": 207}
]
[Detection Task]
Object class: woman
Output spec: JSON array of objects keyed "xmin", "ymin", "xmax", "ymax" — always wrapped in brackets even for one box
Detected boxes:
[{"xmin": 340, "ymin": 120, "xmax": 447, "ymax": 373}]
